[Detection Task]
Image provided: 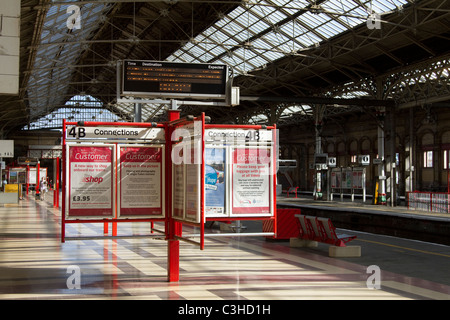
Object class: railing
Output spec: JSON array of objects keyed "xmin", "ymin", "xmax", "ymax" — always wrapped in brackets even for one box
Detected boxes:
[{"xmin": 407, "ymin": 191, "xmax": 450, "ymax": 213}]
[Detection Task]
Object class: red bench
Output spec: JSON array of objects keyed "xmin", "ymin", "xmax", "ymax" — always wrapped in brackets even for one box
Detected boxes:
[
  {"xmin": 287, "ymin": 187, "xmax": 299, "ymax": 198},
  {"xmin": 294, "ymin": 214, "xmax": 356, "ymax": 247}
]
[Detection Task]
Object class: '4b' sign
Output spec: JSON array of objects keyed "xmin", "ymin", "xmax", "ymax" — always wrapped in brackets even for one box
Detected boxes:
[{"xmin": 67, "ymin": 127, "xmax": 86, "ymax": 139}]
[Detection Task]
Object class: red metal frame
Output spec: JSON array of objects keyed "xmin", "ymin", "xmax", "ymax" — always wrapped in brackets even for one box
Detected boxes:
[{"xmin": 61, "ymin": 120, "xmax": 167, "ymax": 243}]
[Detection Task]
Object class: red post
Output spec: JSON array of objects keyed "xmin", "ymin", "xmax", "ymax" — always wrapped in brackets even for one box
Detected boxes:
[
  {"xmin": 36, "ymin": 161, "xmax": 40, "ymax": 198},
  {"xmin": 273, "ymin": 124, "xmax": 278, "ymax": 238},
  {"xmin": 53, "ymin": 157, "xmax": 60, "ymax": 208},
  {"xmin": 26, "ymin": 165, "xmax": 29, "ymax": 195},
  {"xmin": 167, "ymin": 109, "xmax": 181, "ymax": 282},
  {"xmin": 200, "ymin": 113, "xmax": 205, "ymax": 250},
  {"xmin": 61, "ymin": 119, "xmax": 67, "ymax": 243},
  {"xmin": 56, "ymin": 157, "xmax": 60, "ymax": 208}
]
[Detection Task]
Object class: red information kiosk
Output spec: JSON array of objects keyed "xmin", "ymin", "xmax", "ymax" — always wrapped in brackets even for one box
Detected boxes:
[{"xmin": 61, "ymin": 113, "xmax": 277, "ymax": 282}]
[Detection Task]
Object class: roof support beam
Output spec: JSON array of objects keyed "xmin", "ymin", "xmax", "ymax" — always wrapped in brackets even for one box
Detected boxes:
[{"xmin": 240, "ymin": 95, "xmax": 395, "ymax": 107}]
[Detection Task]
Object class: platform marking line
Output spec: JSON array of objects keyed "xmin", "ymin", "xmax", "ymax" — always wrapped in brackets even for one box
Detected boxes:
[{"xmin": 356, "ymin": 239, "xmax": 450, "ymax": 258}]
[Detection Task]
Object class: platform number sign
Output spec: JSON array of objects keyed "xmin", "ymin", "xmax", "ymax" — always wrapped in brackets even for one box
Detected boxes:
[
  {"xmin": 67, "ymin": 127, "xmax": 86, "ymax": 139},
  {"xmin": 358, "ymin": 155, "xmax": 370, "ymax": 166},
  {"xmin": 328, "ymin": 157, "xmax": 337, "ymax": 168}
]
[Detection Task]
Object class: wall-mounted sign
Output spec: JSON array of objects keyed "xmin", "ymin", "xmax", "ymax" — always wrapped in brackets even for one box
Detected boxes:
[{"xmin": 0, "ymin": 140, "xmax": 14, "ymax": 158}]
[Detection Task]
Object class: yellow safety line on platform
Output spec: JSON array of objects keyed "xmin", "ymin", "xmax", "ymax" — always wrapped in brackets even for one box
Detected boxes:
[{"xmin": 356, "ymin": 239, "xmax": 450, "ymax": 258}]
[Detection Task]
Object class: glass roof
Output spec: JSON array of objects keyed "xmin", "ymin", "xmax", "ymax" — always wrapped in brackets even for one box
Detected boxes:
[
  {"xmin": 25, "ymin": 1, "xmax": 112, "ymax": 121},
  {"xmin": 168, "ymin": 0, "xmax": 410, "ymax": 75}
]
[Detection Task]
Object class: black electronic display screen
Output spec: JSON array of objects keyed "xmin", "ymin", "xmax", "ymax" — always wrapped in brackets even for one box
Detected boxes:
[{"xmin": 122, "ymin": 60, "xmax": 228, "ymax": 99}]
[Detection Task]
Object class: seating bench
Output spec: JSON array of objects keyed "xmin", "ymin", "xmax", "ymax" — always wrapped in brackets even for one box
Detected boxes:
[
  {"xmin": 294, "ymin": 214, "xmax": 356, "ymax": 247},
  {"xmin": 287, "ymin": 187, "xmax": 299, "ymax": 198}
]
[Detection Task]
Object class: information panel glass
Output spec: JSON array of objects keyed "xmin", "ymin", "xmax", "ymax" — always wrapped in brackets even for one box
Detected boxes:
[
  {"xmin": 118, "ymin": 145, "xmax": 164, "ymax": 218},
  {"xmin": 67, "ymin": 144, "xmax": 115, "ymax": 219},
  {"xmin": 231, "ymin": 147, "xmax": 272, "ymax": 216}
]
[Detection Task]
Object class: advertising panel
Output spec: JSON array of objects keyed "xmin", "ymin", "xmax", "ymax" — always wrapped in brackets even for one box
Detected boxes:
[
  {"xmin": 231, "ymin": 147, "xmax": 272, "ymax": 215},
  {"xmin": 171, "ymin": 121, "xmax": 203, "ymax": 224},
  {"xmin": 185, "ymin": 142, "xmax": 201, "ymax": 223},
  {"xmin": 353, "ymin": 171, "xmax": 363, "ymax": 189},
  {"xmin": 204, "ymin": 148, "xmax": 226, "ymax": 217},
  {"xmin": 331, "ymin": 169, "xmax": 341, "ymax": 189},
  {"xmin": 118, "ymin": 146, "xmax": 164, "ymax": 218},
  {"xmin": 67, "ymin": 145, "xmax": 114, "ymax": 218},
  {"xmin": 28, "ymin": 168, "xmax": 47, "ymax": 185},
  {"xmin": 172, "ymin": 163, "xmax": 185, "ymax": 219}
]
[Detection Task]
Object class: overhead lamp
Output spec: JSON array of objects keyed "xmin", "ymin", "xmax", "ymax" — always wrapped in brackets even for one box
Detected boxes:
[
  {"xmin": 310, "ymin": 4, "xmax": 324, "ymax": 14},
  {"xmin": 160, "ymin": 8, "xmax": 170, "ymax": 17},
  {"xmin": 128, "ymin": 35, "xmax": 140, "ymax": 43}
]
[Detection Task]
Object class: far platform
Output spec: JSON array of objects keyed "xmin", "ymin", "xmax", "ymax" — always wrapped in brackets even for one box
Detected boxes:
[{"xmin": 277, "ymin": 194, "xmax": 450, "ymax": 246}]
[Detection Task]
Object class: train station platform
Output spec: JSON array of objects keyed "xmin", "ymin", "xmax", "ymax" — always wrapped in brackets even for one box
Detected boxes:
[
  {"xmin": 277, "ymin": 195, "xmax": 450, "ymax": 246},
  {"xmin": 0, "ymin": 191, "xmax": 449, "ymax": 301}
]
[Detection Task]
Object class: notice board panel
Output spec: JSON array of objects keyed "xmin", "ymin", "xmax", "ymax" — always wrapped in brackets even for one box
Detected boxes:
[
  {"xmin": 204, "ymin": 147, "xmax": 226, "ymax": 217},
  {"xmin": 231, "ymin": 147, "xmax": 273, "ymax": 216},
  {"xmin": 118, "ymin": 145, "xmax": 165, "ymax": 218},
  {"xmin": 66, "ymin": 144, "xmax": 115, "ymax": 219}
]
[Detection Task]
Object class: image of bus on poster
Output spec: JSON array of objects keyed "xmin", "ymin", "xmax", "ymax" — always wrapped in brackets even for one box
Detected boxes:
[
  {"xmin": 205, "ymin": 148, "xmax": 225, "ymax": 216},
  {"xmin": 232, "ymin": 148, "xmax": 271, "ymax": 215},
  {"xmin": 68, "ymin": 145, "xmax": 114, "ymax": 218},
  {"xmin": 119, "ymin": 146, "xmax": 163, "ymax": 217}
]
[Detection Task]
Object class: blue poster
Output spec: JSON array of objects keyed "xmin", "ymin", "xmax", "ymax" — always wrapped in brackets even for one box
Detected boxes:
[{"xmin": 205, "ymin": 148, "xmax": 226, "ymax": 216}]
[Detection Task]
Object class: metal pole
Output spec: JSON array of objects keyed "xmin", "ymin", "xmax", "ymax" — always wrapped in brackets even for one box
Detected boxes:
[
  {"xmin": 377, "ymin": 108, "xmax": 386, "ymax": 205},
  {"xmin": 134, "ymin": 98, "xmax": 142, "ymax": 122}
]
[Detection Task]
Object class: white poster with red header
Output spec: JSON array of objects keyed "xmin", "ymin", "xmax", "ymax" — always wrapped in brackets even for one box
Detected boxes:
[
  {"xmin": 231, "ymin": 147, "xmax": 272, "ymax": 215},
  {"xmin": 67, "ymin": 145, "xmax": 114, "ymax": 218},
  {"xmin": 118, "ymin": 146, "xmax": 164, "ymax": 218}
]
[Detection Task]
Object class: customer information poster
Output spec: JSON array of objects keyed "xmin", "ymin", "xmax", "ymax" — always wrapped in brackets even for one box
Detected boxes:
[
  {"xmin": 119, "ymin": 146, "xmax": 163, "ymax": 217},
  {"xmin": 232, "ymin": 148, "xmax": 271, "ymax": 215},
  {"xmin": 68, "ymin": 145, "xmax": 114, "ymax": 218}
]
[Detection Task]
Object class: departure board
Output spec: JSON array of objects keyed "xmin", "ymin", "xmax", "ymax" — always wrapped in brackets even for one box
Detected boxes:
[{"xmin": 122, "ymin": 60, "xmax": 229, "ymax": 99}]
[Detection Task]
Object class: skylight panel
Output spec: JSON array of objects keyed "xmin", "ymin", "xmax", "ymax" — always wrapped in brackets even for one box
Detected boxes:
[
  {"xmin": 253, "ymin": 3, "xmax": 287, "ymax": 26},
  {"xmin": 208, "ymin": 28, "xmax": 239, "ymax": 47},
  {"xmin": 371, "ymin": 0, "xmax": 401, "ymax": 12},
  {"xmin": 324, "ymin": 0, "xmax": 357, "ymax": 13},
  {"xmin": 247, "ymin": 54, "xmax": 271, "ymax": 67},
  {"xmin": 247, "ymin": 14, "xmax": 270, "ymax": 34},
  {"xmin": 315, "ymin": 19, "xmax": 348, "ymax": 38},
  {"xmin": 227, "ymin": 5, "xmax": 247, "ymax": 20},
  {"xmin": 263, "ymin": 29, "xmax": 292, "ymax": 52},
  {"xmin": 206, "ymin": 45, "xmax": 227, "ymax": 58},
  {"xmin": 251, "ymin": 38, "xmax": 285, "ymax": 60},
  {"xmin": 221, "ymin": 19, "xmax": 249, "ymax": 43}
]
